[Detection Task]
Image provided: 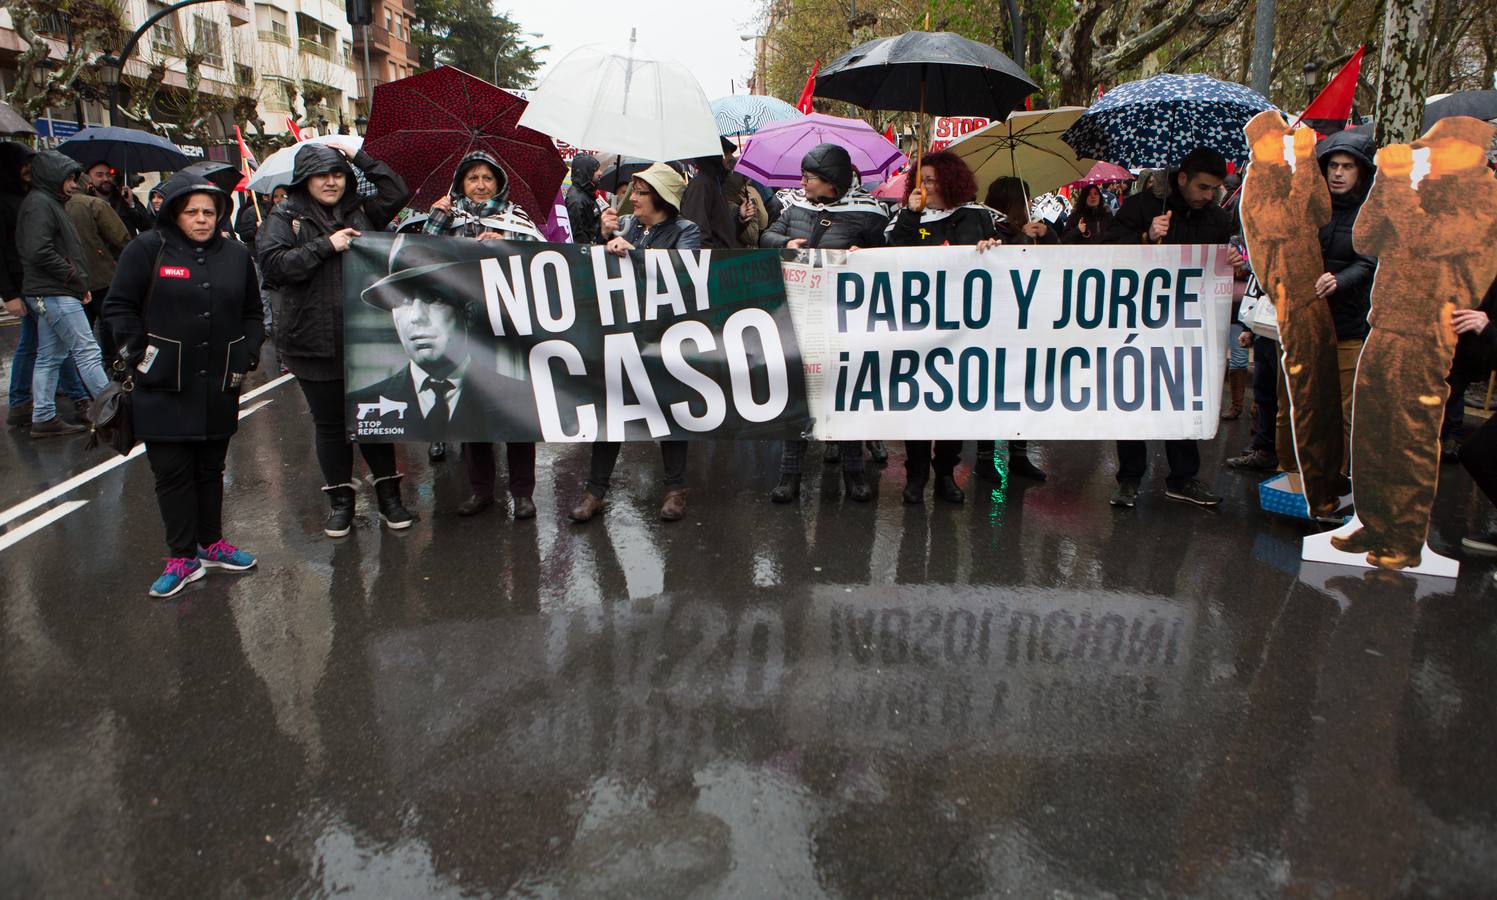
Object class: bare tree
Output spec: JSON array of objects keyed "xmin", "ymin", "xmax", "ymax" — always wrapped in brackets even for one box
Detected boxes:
[{"xmin": 2, "ymin": 0, "xmax": 126, "ymax": 120}]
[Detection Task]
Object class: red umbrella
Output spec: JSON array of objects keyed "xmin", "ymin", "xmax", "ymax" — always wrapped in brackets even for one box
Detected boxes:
[
  {"xmin": 364, "ymin": 66, "xmax": 566, "ymax": 225},
  {"xmin": 1063, "ymin": 160, "xmax": 1134, "ymax": 191}
]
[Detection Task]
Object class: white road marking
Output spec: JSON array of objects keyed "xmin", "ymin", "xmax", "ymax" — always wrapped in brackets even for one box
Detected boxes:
[
  {"xmin": 0, "ymin": 500, "xmax": 88, "ymax": 552},
  {"xmin": 0, "ymin": 374, "xmax": 291, "ymax": 532}
]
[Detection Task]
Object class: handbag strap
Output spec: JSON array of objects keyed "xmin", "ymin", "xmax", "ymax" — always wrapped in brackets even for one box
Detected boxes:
[{"xmin": 806, "ymin": 215, "xmax": 834, "ymax": 250}]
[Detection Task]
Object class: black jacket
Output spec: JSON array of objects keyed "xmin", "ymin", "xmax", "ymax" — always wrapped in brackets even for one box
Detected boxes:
[
  {"xmin": 618, "ymin": 214, "xmax": 702, "ymax": 250},
  {"xmin": 886, "ymin": 204, "xmax": 1000, "ymax": 246},
  {"xmin": 101, "ymin": 174, "xmax": 264, "ymax": 442},
  {"xmin": 1061, "ymin": 205, "xmax": 1114, "ymax": 245},
  {"xmin": 759, "ymin": 188, "xmax": 889, "ymax": 251},
  {"xmin": 1315, "ymin": 129, "xmax": 1378, "ymax": 341},
  {"xmin": 17, "ymin": 151, "xmax": 88, "ymax": 299},
  {"xmin": 996, "ymin": 218, "xmax": 1060, "ymax": 246},
  {"xmin": 235, "ymin": 198, "xmax": 264, "ymax": 258},
  {"xmin": 1106, "ymin": 178, "xmax": 1235, "ymax": 245},
  {"xmin": 0, "ymin": 141, "xmax": 34, "ymax": 300},
  {"xmin": 565, "ymin": 155, "xmax": 601, "ymax": 245},
  {"xmin": 679, "ymin": 157, "xmax": 741, "ymax": 249},
  {"xmin": 256, "ymin": 145, "xmax": 409, "ymax": 377},
  {"xmin": 105, "ymin": 187, "xmax": 154, "ymax": 236}
]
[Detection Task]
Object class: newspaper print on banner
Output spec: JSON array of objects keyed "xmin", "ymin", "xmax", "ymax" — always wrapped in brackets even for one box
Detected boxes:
[{"xmin": 804, "ymin": 244, "xmax": 1234, "ymax": 441}]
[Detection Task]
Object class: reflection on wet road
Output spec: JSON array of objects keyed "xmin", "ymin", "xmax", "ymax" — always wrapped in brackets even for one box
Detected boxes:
[{"xmin": 2, "ymin": 335, "xmax": 1496, "ymax": 897}]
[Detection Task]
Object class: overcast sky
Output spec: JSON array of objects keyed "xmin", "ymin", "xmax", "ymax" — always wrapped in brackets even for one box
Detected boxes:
[{"xmin": 498, "ymin": 1, "xmax": 762, "ymax": 99}]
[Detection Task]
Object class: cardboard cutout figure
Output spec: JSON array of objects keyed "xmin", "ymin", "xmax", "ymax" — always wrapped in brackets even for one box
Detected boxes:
[
  {"xmin": 1240, "ymin": 111, "xmax": 1342, "ymax": 517},
  {"xmin": 1327, "ymin": 116, "xmax": 1497, "ymax": 570}
]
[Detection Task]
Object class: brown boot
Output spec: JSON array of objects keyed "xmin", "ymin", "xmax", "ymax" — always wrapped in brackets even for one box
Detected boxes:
[
  {"xmin": 659, "ymin": 489, "xmax": 686, "ymax": 522},
  {"xmin": 1221, "ymin": 369, "xmax": 1248, "ymax": 420},
  {"xmin": 569, "ymin": 492, "xmax": 605, "ymax": 523}
]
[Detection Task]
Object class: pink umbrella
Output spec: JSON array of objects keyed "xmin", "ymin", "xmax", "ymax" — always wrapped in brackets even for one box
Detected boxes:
[
  {"xmin": 1064, "ymin": 160, "xmax": 1134, "ymax": 191},
  {"xmin": 872, "ymin": 169, "xmax": 908, "ymax": 200},
  {"xmin": 736, "ymin": 112, "xmax": 907, "ymax": 188}
]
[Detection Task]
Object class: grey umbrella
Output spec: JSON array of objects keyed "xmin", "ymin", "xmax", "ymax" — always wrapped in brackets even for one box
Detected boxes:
[
  {"xmin": 1422, "ymin": 91, "xmax": 1497, "ymax": 130},
  {"xmin": 0, "ymin": 101, "xmax": 36, "ymax": 137}
]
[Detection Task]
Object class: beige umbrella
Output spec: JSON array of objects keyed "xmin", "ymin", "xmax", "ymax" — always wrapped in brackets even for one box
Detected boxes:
[
  {"xmin": 945, "ymin": 106, "xmax": 1095, "ymax": 200},
  {"xmin": 0, "ymin": 101, "xmax": 36, "ymax": 137}
]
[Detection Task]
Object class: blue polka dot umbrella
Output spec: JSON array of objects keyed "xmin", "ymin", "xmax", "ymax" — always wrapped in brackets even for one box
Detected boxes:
[{"xmin": 1061, "ymin": 74, "xmax": 1278, "ymax": 169}]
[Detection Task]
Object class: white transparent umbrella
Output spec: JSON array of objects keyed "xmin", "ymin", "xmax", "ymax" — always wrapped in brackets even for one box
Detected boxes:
[
  {"xmin": 245, "ymin": 135, "xmax": 363, "ymax": 194},
  {"xmin": 517, "ymin": 31, "xmax": 722, "ymax": 162}
]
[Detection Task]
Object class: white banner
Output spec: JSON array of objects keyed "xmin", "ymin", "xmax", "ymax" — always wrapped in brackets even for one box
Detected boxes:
[{"xmin": 787, "ymin": 244, "xmax": 1235, "ymax": 441}]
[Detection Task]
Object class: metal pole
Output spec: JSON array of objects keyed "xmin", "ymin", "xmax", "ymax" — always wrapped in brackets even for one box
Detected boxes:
[{"xmin": 362, "ymin": 23, "xmax": 374, "ymax": 111}]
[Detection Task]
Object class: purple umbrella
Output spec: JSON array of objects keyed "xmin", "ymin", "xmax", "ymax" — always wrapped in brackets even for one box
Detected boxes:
[{"xmin": 735, "ymin": 113, "xmax": 907, "ymax": 188}]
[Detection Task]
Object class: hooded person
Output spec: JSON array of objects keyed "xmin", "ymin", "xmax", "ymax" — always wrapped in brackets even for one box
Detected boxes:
[
  {"xmin": 101, "ymin": 174, "xmax": 265, "ymax": 598},
  {"xmin": 679, "ymin": 136, "xmax": 743, "ymax": 250},
  {"xmin": 572, "ymin": 162, "xmax": 702, "ymax": 525},
  {"xmin": 1314, "ymin": 126, "xmax": 1378, "ymax": 475},
  {"xmin": 419, "ymin": 150, "xmax": 541, "ymax": 519},
  {"xmin": 1332, "ymin": 116, "xmax": 1497, "ymax": 569},
  {"xmin": 565, "ymin": 154, "xmax": 603, "ymax": 245},
  {"xmin": 257, "ymin": 141, "xmax": 415, "ymax": 538},
  {"xmin": 758, "ymin": 142, "xmax": 890, "ymax": 505},
  {"xmin": 17, "ymin": 150, "xmax": 112, "ymax": 436},
  {"xmin": 2, "ymin": 142, "xmax": 89, "ymax": 427}
]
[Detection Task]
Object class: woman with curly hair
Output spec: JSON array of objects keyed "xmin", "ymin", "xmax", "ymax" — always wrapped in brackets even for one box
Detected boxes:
[{"xmin": 886, "ymin": 151, "xmax": 1004, "ymax": 504}]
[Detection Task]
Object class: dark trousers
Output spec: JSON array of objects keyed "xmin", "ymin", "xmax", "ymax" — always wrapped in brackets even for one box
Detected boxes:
[
  {"xmin": 1115, "ymin": 440, "xmax": 1200, "ymax": 490},
  {"xmin": 297, "ymin": 377, "xmax": 396, "ymax": 485},
  {"xmin": 587, "ymin": 440, "xmax": 687, "ymax": 497},
  {"xmin": 146, "ymin": 439, "xmax": 230, "ymax": 558},
  {"xmin": 1251, "ymin": 336, "xmax": 1279, "ymax": 453},
  {"xmin": 464, "ymin": 441, "xmax": 536, "ymax": 498},
  {"xmin": 905, "ymin": 440, "xmax": 961, "ymax": 482},
  {"xmin": 1460, "ymin": 415, "xmax": 1497, "ymax": 507},
  {"xmin": 780, "ymin": 439, "xmax": 864, "ymax": 474}
]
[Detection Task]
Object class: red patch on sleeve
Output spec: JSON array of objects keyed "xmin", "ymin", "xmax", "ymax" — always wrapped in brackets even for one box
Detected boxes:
[{"xmin": 159, "ymin": 266, "xmax": 191, "ymax": 279}]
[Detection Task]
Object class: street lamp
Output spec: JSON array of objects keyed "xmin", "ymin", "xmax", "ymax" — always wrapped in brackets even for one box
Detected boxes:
[
  {"xmin": 1301, "ymin": 61, "xmax": 1320, "ymax": 105},
  {"xmin": 104, "ymin": 0, "xmax": 221, "ymax": 125},
  {"xmin": 491, "ymin": 29, "xmax": 542, "ymax": 87}
]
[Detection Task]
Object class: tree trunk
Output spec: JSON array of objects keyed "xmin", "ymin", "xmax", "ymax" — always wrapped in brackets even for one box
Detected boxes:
[
  {"xmin": 1373, "ymin": 0, "xmax": 1433, "ymax": 146},
  {"xmin": 1248, "ymin": 0, "xmax": 1275, "ymax": 96}
]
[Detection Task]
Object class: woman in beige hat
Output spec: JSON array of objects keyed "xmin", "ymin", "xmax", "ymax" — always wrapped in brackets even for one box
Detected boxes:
[{"xmin": 572, "ymin": 163, "xmax": 703, "ymax": 524}]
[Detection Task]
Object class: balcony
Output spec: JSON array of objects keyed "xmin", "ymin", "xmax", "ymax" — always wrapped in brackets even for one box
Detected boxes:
[
  {"xmin": 225, "ymin": 0, "xmax": 251, "ymax": 25},
  {"xmin": 258, "ymin": 28, "xmax": 289, "ymax": 46},
  {"xmin": 299, "ymin": 38, "xmax": 333, "ymax": 61}
]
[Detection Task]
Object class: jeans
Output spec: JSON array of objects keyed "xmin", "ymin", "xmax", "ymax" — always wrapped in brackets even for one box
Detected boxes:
[
  {"xmin": 146, "ymin": 439, "xmax": 230, "ymax": 557},
  {"xmin": 8, "ymin": 311, "xmax": 89, "ymax": 408},
  {"xmin": 25, "ymin": 296, "xmax": 108, "ymax": 423},
  {"xmin": 296, "ymin": 377, "xmax": 396, "ymax": 485}
]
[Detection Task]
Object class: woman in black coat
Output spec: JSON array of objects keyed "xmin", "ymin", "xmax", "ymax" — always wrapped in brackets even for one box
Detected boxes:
[
  {"xmin": 886, "ymin": 151, "xmax": 1003, "ymax": 505},
  {"xmin": 102, "ymin": 174, "xmax": 264, "ymax": 598},
  {"xmin": 257, "ymin": 143, "xmax": 413, "ymax": 538},
  {"xmin": 977, "ymin": 176, "xmax": 1052, "ymax": 483},
  {"xmin": 1061, "ymin": 184, "xmax": 1114, "ymax": 245}
]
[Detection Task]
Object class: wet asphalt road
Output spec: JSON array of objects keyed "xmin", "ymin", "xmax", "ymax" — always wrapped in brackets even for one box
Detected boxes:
[{"xmin": 2, "ymin": 322, "xmax": 1496, "ymax": 899}]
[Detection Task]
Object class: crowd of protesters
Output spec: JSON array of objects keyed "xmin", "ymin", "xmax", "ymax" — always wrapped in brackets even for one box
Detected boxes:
[{"xmin": 3, "ymin": 112, "xmax": 1496, "ymax": 597}]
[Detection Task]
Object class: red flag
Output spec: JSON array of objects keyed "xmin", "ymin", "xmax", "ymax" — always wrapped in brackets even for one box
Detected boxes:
[
  {"xmin": 233, "ymin": 125, "xmax": 255, "ymax": 193},
  {"xmin": 883, "ymin": 124, "xmax": 895, "ymax": 142},
  {"xmin": 286, "ymin": 115, "xmax": 305, "ymax": 142},
  {"xmin": 1294, "ymin": 46, "xmax": 1364, "ymax": 135},
  {"xmin": 797, "ymin": 60, "xmax": 820, "ymax": 115}
]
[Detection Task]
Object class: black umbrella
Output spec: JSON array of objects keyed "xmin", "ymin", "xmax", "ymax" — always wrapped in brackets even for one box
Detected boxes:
[
  {"xmin": 180, "ymin": 160, "xmax": 242, "ymax": 195},
  {"xmin": 597, "ymin": 156, "xmax": 653, "ymax": 192},
  {"xmin": 814, "ymin": 31, "xmax": 1038, "ymax": 120},
  {"xmin": 1422, "ymin": 91, "xmax": 1497, "ymax": 130},
  {"xmin": 57, "ymin": 126, "xmax": 190, "ymax": 174}
]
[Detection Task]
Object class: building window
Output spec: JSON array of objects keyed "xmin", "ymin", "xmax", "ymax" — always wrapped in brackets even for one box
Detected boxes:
[
  {"xmin": 256, "ymin": 4, "xmax": 289, "ymax": 45},
  {"xmin": 343, "ymin": 40, "xmax": 354, "ymax": 63},
  {"xmin": 195, "ymin": 16, "xmax": 224, "ymax": 66},
  {"xmin": 235, "ymin": 63, "xmax": 254, "ymax": 86},
  {"xmin": 148, "ymin": 1, "xmax": 180, "ymax": 54},
  {"xmin": 384, "ymin": 9, "xmax": 392, "ymax": 31}
]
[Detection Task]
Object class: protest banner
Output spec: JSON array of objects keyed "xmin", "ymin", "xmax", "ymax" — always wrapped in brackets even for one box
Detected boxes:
[
  {"xmin": 795, "ymin": 244, "xmax": 1234, "ymax": 441},
  {"xmin": 344, "ymin": 235, "xmax": 1233, "ymax": 443},
  {"xmin": 344, "ymin": 233, "xmax": 810, "ymax": 443}
]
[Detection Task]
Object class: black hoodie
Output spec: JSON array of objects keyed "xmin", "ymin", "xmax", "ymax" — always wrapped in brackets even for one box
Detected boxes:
[
  {"xmin": 17, "ymin": 150, "xmax": 88, "ymax": 299},
  {"xmin": 1315, "ymin": 129, "xmax": 1378, "ymax": 340},
  {"xmin": 256, "ymin": 143, "xmax": 409, "ymax": 377},
  {"xmin": 102, "ymin": 174, "xmax": 264, "ymax": 441},
  {"xmin": 0, "ymin": 141, "xmax": 34, "ymax": 299},
  {"xmin": 565, "ymin": 154, "xmax": 601, "ymax": 245}
]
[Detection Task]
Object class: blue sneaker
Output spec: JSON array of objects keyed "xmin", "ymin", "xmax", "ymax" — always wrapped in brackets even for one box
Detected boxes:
[
  {"xmin": 197, "ymin": 540, "xmax": 257, "ymax": 572},
  {"xmin": 149, "ymin": 558, "xmax": 205, "ymax": 598}
]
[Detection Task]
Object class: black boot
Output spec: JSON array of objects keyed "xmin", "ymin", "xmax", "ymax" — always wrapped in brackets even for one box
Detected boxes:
[
  {"xmin": 866, "ymin": 440, "xmax": 889, "ymax": 464},
  {"xmin": 934, "ymin": 474, "xmax": 966, "ymax": 504},
  {"xmin": 902, "ymin": 475, "xmax": 926, "ymax": 504},
  {"xmin": 1008, "ymin": 441, "xmax": 1047, "ymax": 481},
  {"xmin": 321, "ymin": 483, "xmax": 356, "ymax": 538},
  {"xmin": 770, "ymin": 473, "xmax": 801, "ymax": 503},
  {"xmin": 844, "ymin": 470, "xmax": 872, "ymax": 502},
  {"xmin": 371, "ymin": 474, "xmax": 416, "ymax": 530},
  {"xmin": 822, "ymin": 443, "xmax": 840, "ymax": 464},
  {"xmin": 973, "ymin": 441, "xmax": 1002, "ymax": 482}
]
